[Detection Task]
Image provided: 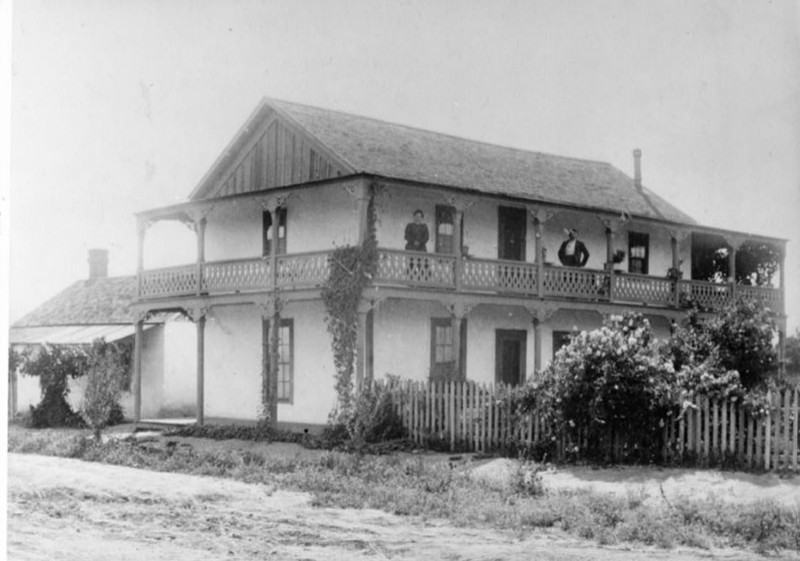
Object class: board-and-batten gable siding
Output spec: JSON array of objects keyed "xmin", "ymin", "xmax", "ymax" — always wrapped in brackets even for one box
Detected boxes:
[{"xmin": 212, "ymin": 116, "xmax": 348, "ymax": 199}]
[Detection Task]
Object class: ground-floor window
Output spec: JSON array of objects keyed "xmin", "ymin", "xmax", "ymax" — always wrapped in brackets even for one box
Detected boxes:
[
  {"xmin": 430, "ymin": 317, "xmax": 467, "ymax": 381},
  {"xmin": 262, "ymin": 318, "xmax": 295, "ymax": 403},
  {"xmin": 552, "ymin": 330, "xmax": 572, "ymax": 359},
  {"xmin": 495, "ymin": 329, "xmax": 526, "ymax": 386}
]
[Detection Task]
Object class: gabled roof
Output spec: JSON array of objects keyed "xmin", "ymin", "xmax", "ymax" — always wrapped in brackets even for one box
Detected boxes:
[
  {"xmin": 191, "ymin": 97, "xmax": 697, "ymax": 224},
  {"xmin": 12, "ymin": 276, "xmax": 139, "ymax": 328}
]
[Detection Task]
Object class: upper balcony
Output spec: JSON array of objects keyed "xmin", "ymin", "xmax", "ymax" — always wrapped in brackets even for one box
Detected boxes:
[{"xmin": 138, "ymin": 247, "xmax": 783, "ymax": 314}]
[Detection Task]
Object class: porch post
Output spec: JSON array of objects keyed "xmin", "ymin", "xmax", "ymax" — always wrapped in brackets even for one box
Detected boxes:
[
  {"xmin": 454, "ymin": 210, "xmax": 464, "ymax": 291},
  {"xmin": 187, "ymin": 305, "xmax": 207, "ymax": 426},
  {"xmin": 527, "ymin": 206, "xmax": 555, "ymax": 299},
  {"xmin": 534, "ymin": 218, "xmax": 544, "ymax": 298},
  {"xmin": 196, "ymin": 216, "xmax": 207, "ymax": 295},
  {"xmin": 196, "ymin": 313, "xmax": 206, "ymax": 426},
  {"xmin": 605, "ymin": 227, "xmax": 614, "ymax": 268},
  {"xmin": 356, "ymin": 180, "xmax": 371, "ymax": 247},
  {"xmin": 136, "ymin": 219, "xmax": 147, "ymax": 299},
  {"xmin": 724, "ymin": 235, "xmax": 744, "ymax": 304},
  {"xmin": 133, "ymin": 316, "xmax": 144, "ymax": 423},
  {"xmin": 355, "ymin": 305, "xmax": 370, "ymax": 391},
  {"xmin": 779, "ymin": 244, "xmax": 786, "ymax": 314},
  {"xmin": 778, "ymin": 317, "xmax": 787, "ymax": 377},
  {"xmin": 533, "ymin": 316, "xmax": 542, "ymax": 376},
  {"xmin": 257, "ymin": 297, "xmax": 281, "ymax": 427},
  {"xmin": 528, "ymin": 306, "xmax": 557, "ymax": 378}
]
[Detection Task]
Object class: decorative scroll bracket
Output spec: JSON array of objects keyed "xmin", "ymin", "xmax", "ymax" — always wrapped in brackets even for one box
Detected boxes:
[
  {"xmin": 598, "ymin": 215, "xmax": 627, "ymax": 233},
  {"xmin": 667, "ymin": 228, "xmax": 691, "ymax": 244},
  {"xmin": 526, "ymin": 303, "xmax": 559, "ymax": 324},
  {"xmin": 258, "ymin": 192, "xmax": 295, "ymax": 212},
  {"xmin": 527, "ymin": 205, "xmax": 557, "ymax": 224},
  {"xmin": 721, "ymin": 233, "xmax": 747, "ymax": 251},
  {"xmin": 184, "ymin": 304, "xmax": 210, "ymax": 323},
  {"xmin": 447, "ymin": 300, "xmax": 476, "ymax": 318},
  {"xmin": 442, "ymin": 194, "xmax": 475, "ymax": 214}
]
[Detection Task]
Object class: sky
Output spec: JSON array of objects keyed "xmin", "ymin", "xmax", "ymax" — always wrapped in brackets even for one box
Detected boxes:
[{"xmin": 4, "ymin": 0, "xmax": 800, "ymax": 332}]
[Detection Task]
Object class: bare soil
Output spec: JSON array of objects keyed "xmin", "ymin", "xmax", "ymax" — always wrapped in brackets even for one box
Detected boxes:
[{"xmin": 9, "ymin": 453, "xmax": 800, "ymax": 561}]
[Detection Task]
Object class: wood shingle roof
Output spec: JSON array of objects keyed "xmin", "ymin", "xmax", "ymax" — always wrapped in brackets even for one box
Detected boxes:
[
  {"xmin": 262, "ymin": 99, "xmax": 696, "ymax": 224},
  {"xmin": 12, "ymin": 276, "xmax": 138, "ymax": 328}
]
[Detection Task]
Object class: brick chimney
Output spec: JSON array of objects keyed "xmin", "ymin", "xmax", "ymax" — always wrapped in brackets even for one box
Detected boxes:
[
  {"xmin": 88, "ymin": 248, "xmax": 108, "ymax": 280},
  {"xmin": 633, "ymin": 149, "xmax": 642, "ymax": 191}
]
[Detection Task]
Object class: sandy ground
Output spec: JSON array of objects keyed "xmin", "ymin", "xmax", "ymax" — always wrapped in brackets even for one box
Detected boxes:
[
  {"xmin": 9, "ymin": 453, "xmax": 800, "ymax": 561},
  {"xmin": 470, "ymin": 459, "xmax": 800, "ymax": 508}
]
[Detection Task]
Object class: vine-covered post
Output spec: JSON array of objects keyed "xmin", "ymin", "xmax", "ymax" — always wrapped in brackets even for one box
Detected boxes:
[
  {"xmin": 257, "ymin": 296, "xmax": 281, "ymax": 427},
  {"xmin": 322, "ymin": 181, "xmax": 379, "ymax": 424},
  {"xmin": 355, "ymin": 304, "xmax": 369, "ymax": 391}
]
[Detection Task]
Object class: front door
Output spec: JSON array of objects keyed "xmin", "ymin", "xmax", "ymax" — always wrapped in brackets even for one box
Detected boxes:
[
  {"xmin": 498, "ymin": 207, "xmax": 526, "ymax": 261},
  {"xmin": 495, "ymin": 329, "xmax": 526, "ymax": 386}
]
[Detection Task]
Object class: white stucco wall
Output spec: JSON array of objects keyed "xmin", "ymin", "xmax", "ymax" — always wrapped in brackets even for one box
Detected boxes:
[
  {"xmin": 161, "ymin": 321, "xmax": 197, "ymax": 416},
  {"xmin": 204, "ymin": 305, "xmax": 263, "ymax": 420},
  {"xmin": 465, "ymin": 306, "xmax": 535, "ymax": 385},
  {"xmin": 201, "ymin": 301, "xmax": 337, "ymax": 425},
  {"xmin": 375, "ymin": 183, "xmax": 689, "ymax": 275},
  {"xmin": 204, "ymin": 182, "xmax": 360, "ymax": 262},
  {"xmin": 276, "ymin": 300, "xmax": 338, "ymax": 425},
  {"xmin": 373, "ymin": 299, "xmax": 446, "ymax": 382}
]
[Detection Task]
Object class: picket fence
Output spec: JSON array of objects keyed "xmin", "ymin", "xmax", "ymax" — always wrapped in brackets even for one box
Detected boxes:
[{"xmin": 376, "ymin": 379, "xmax": 800, "ymax": 472}]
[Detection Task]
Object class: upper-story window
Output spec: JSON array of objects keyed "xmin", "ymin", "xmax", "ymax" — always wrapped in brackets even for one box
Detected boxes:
[
  {"xmin": 628, "ymin": 232, "xmax": 649, "ymax": 275},
  {"xmin": 263, "ymin": 207, "xmax": 287, "ymax": 256},
  {"xmin": 435, "ymin": 205, "xmax": 465, "ymax": 254}
]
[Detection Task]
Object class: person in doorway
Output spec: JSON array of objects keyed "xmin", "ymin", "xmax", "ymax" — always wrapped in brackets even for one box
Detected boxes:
[
  {"xmin": 558, "ymin": 228, "xmax": 590, "ymax": 267},
  {"xmin": 404, "ymin": 209, "xmax": 429, "ymax": 252}
]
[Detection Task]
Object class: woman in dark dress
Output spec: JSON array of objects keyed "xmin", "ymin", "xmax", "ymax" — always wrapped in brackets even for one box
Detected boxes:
[{"xmin": 405, "ymin": 209, "xmax": 429, "ymax": 252}]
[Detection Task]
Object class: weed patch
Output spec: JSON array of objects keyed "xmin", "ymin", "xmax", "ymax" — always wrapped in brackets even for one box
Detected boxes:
[{"xmin": 8, "ymin": 425, "xmax": 800, "ymax": 555}]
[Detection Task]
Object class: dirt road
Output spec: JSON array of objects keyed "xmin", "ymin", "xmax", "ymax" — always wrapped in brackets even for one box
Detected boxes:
[{"xmin": 7, "ymin": 453, "xmax": 795, "ymax": 561}]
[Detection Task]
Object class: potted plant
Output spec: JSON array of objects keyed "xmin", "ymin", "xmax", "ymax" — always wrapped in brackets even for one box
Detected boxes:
[
  {"xmin": 611, "ymin": 249, "xmax": 626, "ymax": 273},
  {"xmin": 666, "ymin": 266, "xmax": 683, "ymax": 282}
]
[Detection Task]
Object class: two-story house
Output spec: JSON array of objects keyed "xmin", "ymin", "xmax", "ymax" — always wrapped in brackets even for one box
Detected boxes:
[{"xmin": 132, "ymin": 98, "xmax": 787, "ymax": 428}]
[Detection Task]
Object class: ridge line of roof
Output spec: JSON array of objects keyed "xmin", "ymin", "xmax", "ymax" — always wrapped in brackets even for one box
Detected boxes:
[{"xmin": 263, "ymin": 97, "xmax": 618, "ymax": 169}]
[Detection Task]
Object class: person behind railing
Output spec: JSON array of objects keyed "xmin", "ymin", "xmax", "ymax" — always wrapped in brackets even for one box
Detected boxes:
[
  {"xmin": 557, "ymin": 228, "xmax": 591, "ymax": 297},
  {"xmin": 405, "ymin": 209, "xmax": 429, "ymax": 279},
  {"xmin": 557, "ymin": 228, "xmax": 589, "ymax": 267}
]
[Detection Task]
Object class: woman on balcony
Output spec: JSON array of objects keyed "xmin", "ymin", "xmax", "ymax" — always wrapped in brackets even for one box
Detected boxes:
[{"xmin": 405, "ymin": 209, "xmax": 429, "ymax": 252}]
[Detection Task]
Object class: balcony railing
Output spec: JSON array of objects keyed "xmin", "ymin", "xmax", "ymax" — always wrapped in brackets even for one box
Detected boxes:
[{"xmin": 138, "ymin": 248, "xmax": 783, "ymax": 313}]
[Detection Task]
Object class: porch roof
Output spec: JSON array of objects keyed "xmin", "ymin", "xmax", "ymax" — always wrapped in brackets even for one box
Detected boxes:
[{"xmin": 137, "ymin": 175, "xmax": 787, "ymax": 246}]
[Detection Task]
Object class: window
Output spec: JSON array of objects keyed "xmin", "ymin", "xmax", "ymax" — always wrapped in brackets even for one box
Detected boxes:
[
  {"xmin": 552, "ymin": 330, "xmax": 572, "ymax": 359},
  {"xmin": 263, "ymin": 207, "xmax": 287, "ymax": 256},
  {"xmin": 430, "ymin": 317, "xmax": 467, "ymax": 381},
  {"xmin": 432, "ymin": 319, "xmax": 455, "ymax": 364},
  {"xmin": 435, "ymin": 205, "xmax": 459, "ymax": 254},
  {"xmin": 628, "ymin": 232, "xmax": 649, "ymax": 275},
  {"xmin": 276, "ymin": 319, "xmax": 293, "ymax": 403}
]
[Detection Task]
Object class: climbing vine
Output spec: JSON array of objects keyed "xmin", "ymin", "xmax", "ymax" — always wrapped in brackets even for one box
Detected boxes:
[{"xmin": 321, "ymin": 185, "xmax": 378, "ymax": 424}]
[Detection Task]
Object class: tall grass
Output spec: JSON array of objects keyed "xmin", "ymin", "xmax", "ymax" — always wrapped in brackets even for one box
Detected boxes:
[{"xmin": 8, "ymin": 426, "xmax": 800, "ymax": 554}]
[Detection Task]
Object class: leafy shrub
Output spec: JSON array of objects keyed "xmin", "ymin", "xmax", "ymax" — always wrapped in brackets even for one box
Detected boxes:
[
  {"xmin": 343, "ymin": 377, "xmax": 406, "ymax": 446},
  {"xmin": 664, "ymin": 299, "xmax": 777, "ymax": 397},
  {"xmin": 522, "ymin": 313, "xmax": 675, "ymax": 462},
  {"xmin": 21, "ymin": 344, "xmax": 88, "ymax": 428},
  {"xmin": 80, "ymin": 339, "xmax": 130, "ymax": 439}
]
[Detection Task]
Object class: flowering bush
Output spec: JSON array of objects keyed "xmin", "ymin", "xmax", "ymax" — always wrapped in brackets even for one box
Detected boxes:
[{"xmin": 524, "ymin": 313, "xmax": 675, "ymax": 462}]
